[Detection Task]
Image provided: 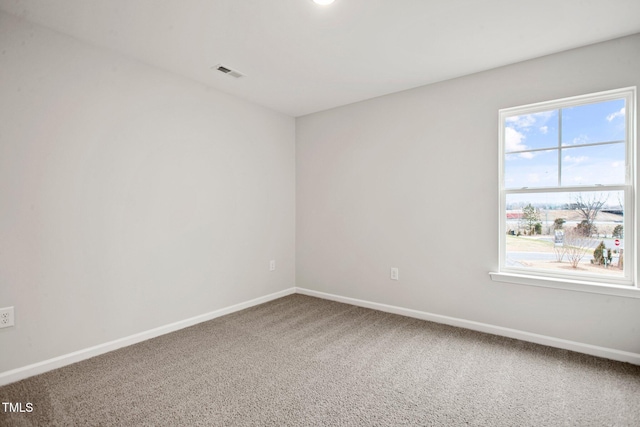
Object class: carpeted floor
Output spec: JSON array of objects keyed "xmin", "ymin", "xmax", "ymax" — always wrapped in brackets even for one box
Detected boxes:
[{"xmin": 1, "ymin": 294, "xmax": 639, "ymax": 426}]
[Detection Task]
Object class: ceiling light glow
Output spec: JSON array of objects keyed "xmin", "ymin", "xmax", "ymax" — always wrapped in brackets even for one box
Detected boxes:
[{"xmin": 313, "ymin": 0, "xmax": 335, "ymax": 5}]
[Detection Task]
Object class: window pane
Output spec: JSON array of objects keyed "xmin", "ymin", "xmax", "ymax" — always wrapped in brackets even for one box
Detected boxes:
[
  {"xmin": 504, "ymin": 149, "xmax": 557, "ymax": 189},
  {"xmin": 562, "ymin": 99, "xmax": 626, "ymax": 146},
  {"xmin": 505, "ymin": 191, "xmax": 625, "ymax": 278},
  {"xmin": 505, "ymin": 109, "xmax": 558, "ymax": 152},
  {"xmin": 560, "ymin": 143, "xmax": 626, "ymax": 186}
]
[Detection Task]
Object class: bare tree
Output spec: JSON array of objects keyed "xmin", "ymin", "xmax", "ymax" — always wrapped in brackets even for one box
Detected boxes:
[
  {"xmin": 616, "ymin": 192, "xmax": 624, "ymax": 212},
  {"xmin": 574, "ymin": 193, "xmax": 608, "ymax": 237},
  {"xmin": 563, "ymin": 228, "xmax": 594, "ymax": 268}
]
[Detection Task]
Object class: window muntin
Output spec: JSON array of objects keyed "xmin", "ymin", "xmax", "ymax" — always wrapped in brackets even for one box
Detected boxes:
[{"xmin": 499, "ymin": 88, "xmax": 635, "ymax": 287}]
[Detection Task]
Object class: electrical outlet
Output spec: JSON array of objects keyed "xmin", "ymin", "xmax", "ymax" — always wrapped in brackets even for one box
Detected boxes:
[
  {"xmin": 0, "ymin": 307, "xmax": 14, "ymax": 328},
  {"xmin": 390, "ymin": 268, "xmax": 399, "ymax": 281},
  {"xmin": 270, "ymin": 260, "xmax": 276, "ymax": 271}
]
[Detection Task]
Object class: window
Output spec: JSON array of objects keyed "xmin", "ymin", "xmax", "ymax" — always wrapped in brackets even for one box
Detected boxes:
[{"xmin": 492, "ymin": 87, "xmax": 638, "ymax": 296}]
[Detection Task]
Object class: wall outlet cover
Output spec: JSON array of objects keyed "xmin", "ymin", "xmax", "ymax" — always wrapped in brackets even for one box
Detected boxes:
[{"xmin": 0, "ymin": 307, "xmax": 14, "ymax": 328}]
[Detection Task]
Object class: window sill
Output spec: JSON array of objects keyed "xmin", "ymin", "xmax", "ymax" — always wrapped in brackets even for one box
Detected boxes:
[{"xmin": 489, "ymin": 272, "xmax": 640, "ymax": 298}]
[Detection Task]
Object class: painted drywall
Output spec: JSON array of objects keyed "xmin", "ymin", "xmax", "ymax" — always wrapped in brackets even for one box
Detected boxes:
[
  {"xmin": 296, "ymin": 34, "xmax": 640, "ymax": 354},
  {"xmin": 0, "ymin": 12, "xmax": 295, "ymax": 373}
]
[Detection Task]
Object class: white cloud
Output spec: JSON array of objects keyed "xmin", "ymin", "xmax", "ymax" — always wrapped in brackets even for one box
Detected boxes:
[
  {"xmin": 606, "ymin": 107, "xmax": 625, "ymax": 122},
  {"xmin": 506, "ymin": 115, "xmax": 535, "ymax": 128},
  {"xmin": 519, "ymin": 152, "xmax": 534, "ymax": 159},
  {"xmin": 506, "ymin": 110, "xmax": 554, "ymax": 130},
  {"xmin": 564, "ymin": 155, "xmax": 588, "ymax": 164},
  {"xmin": 505, "ymin": 127, "xmax": 536, "ymax": 159},
  {"xmin": 505, "ymin": 127, "xmax": 527, "ymax": 152},
  {"xmin": 569, "ymin": 134, "xmax": 589, "ymax": 145},
  {"xmin": 539, "ymin": 126, "xmax": 548, "ymax": 134}
]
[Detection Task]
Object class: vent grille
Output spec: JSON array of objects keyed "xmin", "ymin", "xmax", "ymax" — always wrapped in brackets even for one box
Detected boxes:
[{"xmin": 214, "ymin": 64, "xmax": 244, "ymax": 78}]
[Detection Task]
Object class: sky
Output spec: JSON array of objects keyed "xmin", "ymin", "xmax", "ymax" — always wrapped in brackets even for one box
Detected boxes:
[{"xmin": 504, "ymin": 98, "xmax": 626, "ymax": 190}]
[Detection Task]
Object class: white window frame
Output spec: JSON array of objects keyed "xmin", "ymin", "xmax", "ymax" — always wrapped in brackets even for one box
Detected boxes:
[{"xmin": 490, "ymin": 87, "xmax": 639, "ymax": 298}]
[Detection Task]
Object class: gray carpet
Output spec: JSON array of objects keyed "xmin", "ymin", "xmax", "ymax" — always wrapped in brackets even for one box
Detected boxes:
[{"xmin": 1, "ymin": 294, "xmax": 639, "ymax": 426}]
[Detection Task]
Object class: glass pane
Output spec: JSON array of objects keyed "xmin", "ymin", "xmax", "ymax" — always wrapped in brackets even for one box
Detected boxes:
[
  {"xmin": 504, "ymin": 149, "xmax": 558, "ymax": 189},
  {"xmin": 562, "ymin": 99, "xmax": 626, "ymax": 146},
  {"xmin": 505, "ymin": 191, "xmax": 625, "ymax": 278},
  {"xmin": 560, "ymin": 143, "xmax": 626, "ymax": 186},
  {"xmin": 505, "ymin": 109, "xmax": 558, "ymax": 152}
]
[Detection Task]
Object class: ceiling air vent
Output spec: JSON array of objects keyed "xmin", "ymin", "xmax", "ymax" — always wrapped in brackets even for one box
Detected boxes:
[{"xmin": 214, "ymin": 64, "xmax": 244, "ymax": 78}]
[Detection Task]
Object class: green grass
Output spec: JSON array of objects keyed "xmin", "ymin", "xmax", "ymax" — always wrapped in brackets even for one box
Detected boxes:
[{"xmin": 506, "ymin": 235, "xmax": 555, "ymax": 252}]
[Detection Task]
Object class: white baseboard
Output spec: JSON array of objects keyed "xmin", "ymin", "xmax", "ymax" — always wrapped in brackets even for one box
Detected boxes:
[
  {"xmin": 3, "ymin": 285, "xmax": 638, "ymax": 387},
  {"xmin": 0, "ymin": 287, "xmax": 296, "ymax": 386},
  {"xmin": 295, "ymin": 287, "xmax": 640, "ymax": 366}
]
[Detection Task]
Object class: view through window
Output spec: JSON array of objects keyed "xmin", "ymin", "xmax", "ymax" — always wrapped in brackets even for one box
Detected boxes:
[{"xmin": 499, "ymin": 88, "xmax": 635, "ymax": 286}]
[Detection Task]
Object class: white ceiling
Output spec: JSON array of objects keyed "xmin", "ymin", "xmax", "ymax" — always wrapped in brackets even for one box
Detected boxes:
[{"xmin": 2, "ymin": 0, "xmax": 640, "ymax": 117}]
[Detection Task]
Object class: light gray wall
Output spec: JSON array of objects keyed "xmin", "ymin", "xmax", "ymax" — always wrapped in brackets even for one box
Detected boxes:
[
  {"xmin": 2, "ymin": 11, "xmax": 638, "ymax": 376},
  {"xmin": 296, "ymin": 34, "xmax": 640, "ymax": 354},
  {"xmin": 0, "ymin": 13, "xmax": 295, "ymax": 372}
]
